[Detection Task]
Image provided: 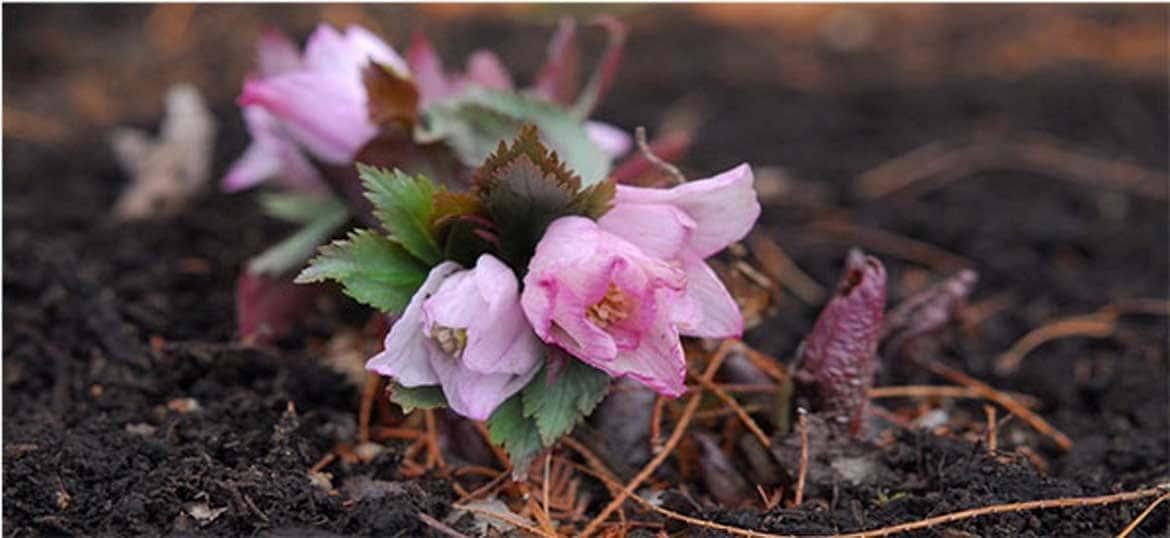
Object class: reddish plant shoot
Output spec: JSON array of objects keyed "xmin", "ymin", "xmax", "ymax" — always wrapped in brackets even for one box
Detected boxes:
[
  {"xmin": 880, "ymin": 269, "xmax": 978, "ymax": 360},
  {"xmin": 795, "ymin": 248, "xmax": 887, "ymax": 436}
]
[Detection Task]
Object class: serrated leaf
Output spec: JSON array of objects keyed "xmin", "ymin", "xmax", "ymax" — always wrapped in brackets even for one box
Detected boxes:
[
  {"xmin": 359, "ymin": 165, "xmax": 443, "ymax": 265},
  {"xmin": 389, "ymin": 384, "xmax": 447, "ymax": 413},
  {"xmin": 475, "ymin": 133, "xmax": 615, "ymax": 270},
  {"xmin": 258, "ymin": 192, "xmax": 348, "ymax": 224},
  {"xmin": 247, "ymin": 199, "xmax": 350, "ymax": 276},
  {"xmin": 487, "ymin": 395, "xmax": 544, "ymax": 471},
  {"xmin": 521, "ymin": 360, "xmax": 610, "ymax": 445},
  {"xmin": 295, "ymin": 229, "xmax": 428, "ymax": 313},
  {"xmin": 418, "ymin": 86, "xmax": 610, "ymax": 186},
  {"xmin": 430, "ymin": 191, "xmax": 483, "ymax": 234},
  {"xmin": 473, "ymin": 124, "xmax": 582, "ymax": 195}
]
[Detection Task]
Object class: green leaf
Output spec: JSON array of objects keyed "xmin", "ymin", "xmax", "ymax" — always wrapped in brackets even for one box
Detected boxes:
[
  {"xmin": 521, "ymin": 360, "xmax": 611, "ymax": 445},
  {"xmin": 247, "ymin": 198, "xmax": 350, "ymax": 276},
  {"xmin": 389, "ymin": 384, "xmax": 447, "ymax": 413},
  {"xmin": 358, "ymin": 165, "xmax": 443, "ymax": 265},
  {"xmin": 418, "ymin": 86, "xmax": 611, "ymax": 186},
  {"xmin": 472, "ymin": 128, "xmax": 615, "ymax": 270},
  {"xmin": 258, "ymin": 192, "xmax": 348, "ymax": 224},
  {"xmin": 295, "ymin": 229, "xmax": 428, "ymax": 313},
  {"xmin": 487, "ymin": 395, "xmax": 544, "ymax": 471}
]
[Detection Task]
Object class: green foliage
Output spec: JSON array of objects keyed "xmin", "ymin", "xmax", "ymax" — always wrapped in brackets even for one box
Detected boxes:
[
  {"xmin": 295, "ymin": 229, "xmax": 428, "ymax": 313},
  {"xmin": 389, "ymin": 384, "xmax": 447, "ymax": 413},
  {"xmin": 359, "ymin": 165, "xmax": 443, "ymax": 265},
  {"xmin": 418, "ymin": 86, "xmax": 611, "ymax": 186},
  {"xmin": 487, "ymin": 395, "xmax": 544, "ymax": 471},
  {"xmin": 258, "ymin": 192, "xmax": 348, "ymax": 224},
  {"xmin": 471, "ymin": 126, "xmax": 615, "ymax": 269},
  {"xmin": 522, "ymin": 360, "xmax": 611, "ymax": 445},
  {"xmin": 248, "ymin": 195, "xmax": 350, "ymax": 277}
]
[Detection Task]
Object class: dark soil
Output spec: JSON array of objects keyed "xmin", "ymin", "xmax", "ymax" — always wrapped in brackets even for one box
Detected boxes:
[{"xmin": 4, "ymin": 5, "xmax": 1168, "ymax": 537}]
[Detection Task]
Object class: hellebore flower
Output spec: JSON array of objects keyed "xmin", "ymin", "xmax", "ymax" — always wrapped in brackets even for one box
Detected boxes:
[
  {"xmin": 521, "ymin": 216, "xmax": 692, "ymax": 397},
  {"xmin": 406, "ymin": 32, "xmax": 514, "ymax": 108},
  {"xmin": 239, "ymin": 24, "xmax": 408, "ymax": 165},
  {"xmin": 598, "ymin": 163, "xmax": 760, "ymax": 338},
  {"xmin": 223, "ymin": 29, "xmax": 327, "ymax": 192},
  {"xmin": 367, "ymin": 255, "xmax": 543, "ymax": 420}
]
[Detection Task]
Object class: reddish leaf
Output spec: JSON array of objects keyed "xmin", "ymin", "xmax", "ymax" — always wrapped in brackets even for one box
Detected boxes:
[
  {"xmin": 531, "ymin": 17, "xmax": 580, "ymax": 105},
  {"xmin": 572, "ymin": 15, "xmax": 627, "ymax": 117},
  {"xmin": 881, "ymin": 269, "xmax": 978, "ymax": 359},
  {"xmin": 236, "ymin": 271, "xmax": 324, "ymax": 345},
  {"xmin": 362, "ymin": 61, "xmax": 420, "ymax": 129},
  {"xmin": 795, "ymin": 249, "xmax": 887, "ymax": 436}
]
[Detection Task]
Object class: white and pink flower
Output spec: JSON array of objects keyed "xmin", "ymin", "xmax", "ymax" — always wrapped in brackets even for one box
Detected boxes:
[{"xmin": 367, "ymin": 254, "xmax": 542, "ymax": 420}]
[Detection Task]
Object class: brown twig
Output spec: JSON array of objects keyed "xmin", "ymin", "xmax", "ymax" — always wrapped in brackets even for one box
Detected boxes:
[
  {"xmin": 919, "ymin": 360, "xmax": 1073, "ymax": 451},
  {"xmin": 794, "ymin": 409, "xmax": 809, "ymax": 507},
  {"xmin": 869, "ymin": 385, "xmax": 1041, "ymax": 409},
  {"xmin": 472, "ymin": 421, "xmax": 512, "ymax": 469},
  {"xmin": 423, "ymin": 410, "xmax": 448, "ymax": 472},
  {"xmin": 599, "ymin": 474, "xmax": 1169, "ymax": 538},
  {"xmin": 577, "ymin": 339, "xmax": 735, "ymax": 537},
  {"xmin": 416, "ymin": 511, "xmax": 471, "ymax": 538},
  {"xmin": 689, "ymin": 373, "xmax": 771, "ymax": 448},
  {"xmin": 806, "ymin": 217, "xmax": 975, "ymax": 273},
  {"xmin": 358, "ymin": 373, "xmax": 382, "ymax": 442},
  {"xmin": 834, "ymin": 484, "xmax": 1170, "ymax": 538},
  {"xmin": 747, "ymin": 232, "xmax": 826, "ymax": 305},
  {"xmin": 308, "ymin": 452, "xmax": 336, "ymax": 474},
  {"xmin": 455, "ymin": 468, "xmax": 511, "ymax": 504},
  {"xmin": 452, "ymin": 501, "xmax": 551, "ymax": 537},
  {"xmin": 984, "ymin": 404, "xmax": 998, "ymax": 454},
  {"xmin": 1116, "ymin": 490, "xmax": 1170, "ymax": 538},
  {"xmin": 635, "ymin": 126, "xmax": 686, "ymax": 185},
  {"xmin": 993, "ymin": 309, "xmax": 1119, "ymax": 375},
  {"xmin": 854, "ymin": 131, "xmax": 1169, "ymax": 201},
  {"xmin": 649, "ymin": 395, "xmax": 666, "ymax": 454},
  {"xmin": 731, "ymin": 341, "xmax": 789, "ymax": 384}
]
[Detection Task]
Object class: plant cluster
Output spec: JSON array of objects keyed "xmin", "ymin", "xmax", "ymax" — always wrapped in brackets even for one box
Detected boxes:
[{"xmin": 223, "ymin": 20, "xmax": 760, "ymax": 466}]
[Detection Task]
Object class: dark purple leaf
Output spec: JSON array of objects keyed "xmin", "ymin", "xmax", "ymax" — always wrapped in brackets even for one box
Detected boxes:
[
  {"xmin": 237, "ymin": 270, "xmax": 324, "ymax": 345},
  {"xmin": 881, "ymin": 269, "xmax": 977, "ymax": 360},
  {"xmin": 531, "ymin": 17, "xmax": 580, "ymax": 105},
  {"xmin": 795, "ymin": 248, "xmax": 886, "ymax": 436}
]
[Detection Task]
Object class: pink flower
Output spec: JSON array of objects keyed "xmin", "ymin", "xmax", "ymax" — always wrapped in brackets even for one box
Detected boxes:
[
  {"xmin": 223, "ymin": 29, "xmax": 327, "ymax": 192},
  {"xmin": 406, "ymin": 32, "xmax": 514, "ymax": 109},
  {"xmin": 367, "ymin": 255, "xmax": 542, "ymax": 420},
  {"xmin": 521, "ymin": 217, "xmax": 692, "ymax": 397},
  {"xmin": 598, "ymin": 163, "xmax": 760, "ymax": 338},
  {"xmin": 239, "ymin": 24, "xmax": 408, "ymax": 165}
]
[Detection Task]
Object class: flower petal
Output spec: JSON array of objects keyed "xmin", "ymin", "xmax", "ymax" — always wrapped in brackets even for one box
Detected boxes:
[
  {"xmin": 222, "ymin": 142, "xmax": 281, "ymax": 192},
  {"xmin": 598, "ymin": 307, "xmax": 687, "ymax": 397},
  {"xmin": 366, "ymin": 261, "xmax": 462, "ymax": 386},
  {"xmin": 430, "ymin": 353, "xmax": 541, "ymax": 421},
  {"xmin": 465, "ymin": 51, "xmax": 514, "ymax": 91},
  {"xmin": 598, "ymin": 200, "xmax": 694, "ymax": 260},
  {"xmin": 240, "ymin": 73, "xmax": 375, "ymax": 164},
  {"xmin": 406, "ymin": 31, "xmax": 451, "ymax": 106},
  {"xmin": 675, "ymin": 252, "xmax": 743, "ymax": 339},
  {"xmin": 256, "ymin": 27, "xmax": 301, "ymax": 77},
  {"xmin": 614, "ymin": 163, "xmax": 759, "ymax": 257},
  {"xmin": 586, "ymin": 121, "xmax": 631, "ymax": 159}
]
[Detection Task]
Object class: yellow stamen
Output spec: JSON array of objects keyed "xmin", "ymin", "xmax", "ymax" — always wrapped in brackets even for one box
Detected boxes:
[
  {"xmin": 432, "ymin": 326, "xmax": 468, "ymax": 357},
  {"xmin": 587, "ymin": 283, "xmax": 630, "ymax": 329}
]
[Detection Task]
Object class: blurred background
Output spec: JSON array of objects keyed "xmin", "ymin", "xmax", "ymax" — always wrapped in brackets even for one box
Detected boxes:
[
  {"xmin": 5, "ymin": 4, "xmax": 1166, "ymax": 157},
  {"xmin": 4, "ymin": 6, "xmax": 1168, "ymax": 535}
]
